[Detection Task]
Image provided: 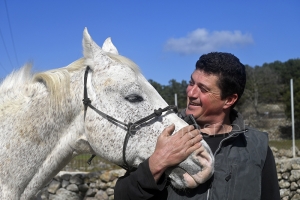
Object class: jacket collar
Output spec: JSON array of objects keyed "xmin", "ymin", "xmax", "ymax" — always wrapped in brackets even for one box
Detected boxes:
[{"xmin": 179, "ymin": 108, "xmax": 246, "ymax": 133}]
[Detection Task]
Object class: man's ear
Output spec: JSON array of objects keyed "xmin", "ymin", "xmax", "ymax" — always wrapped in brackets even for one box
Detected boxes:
[{"xmin": 223, "ymin": 94, "xmax": 238, "ymax": 109}]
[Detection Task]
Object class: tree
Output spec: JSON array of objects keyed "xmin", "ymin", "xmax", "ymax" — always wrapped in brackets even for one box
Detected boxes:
[
  {"xmin": 269, "ymin": 59, "xmax": 300, "ymax": 84},
  {"xmin": 236, "ymin": 64, "xmax": 281, "ymax": 114},
  {"xmin": 148, "ymin": 79, "xmax": 187, "ymax": 109},
  {"xmin": 148, "ymin": 79, "xmax": 163, "ymax": 94},
  {"xmin": 268, "ymin": 59, "xmax": 300, "ymax": 122},
  {"xmin": 283, "ymin": 78, "xmax": 300, "ymax": 122},
  {"xmin": 168, "ymin": 79, "xmax": 188, "ymax": 109}
]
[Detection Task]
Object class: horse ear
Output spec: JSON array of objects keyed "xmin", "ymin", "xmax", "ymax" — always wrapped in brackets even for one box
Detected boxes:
[
  {"xmin": 82, "ymin": 27, "xmax": 103, "ymax": 70},
  {"xmin": 102, "ymin": 37, "xmax": 119, "ymax": 55}
]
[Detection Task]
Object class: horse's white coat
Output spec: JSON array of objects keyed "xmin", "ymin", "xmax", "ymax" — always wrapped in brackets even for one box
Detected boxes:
[{"xmin": 0, "ymin": 28, "xmax": 214, "ymax": 199}]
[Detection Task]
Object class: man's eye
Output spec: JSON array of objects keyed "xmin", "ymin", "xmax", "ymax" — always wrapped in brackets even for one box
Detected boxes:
[
  {"xmin": 189, "ymin": 80, "xmax": 194, "ymax": 85},
  {"xmin": 125, "ymin": 94, "xmax": 144, "ymax": 102},
  {"xmin": 200, "ymin": 87, "xmax": 208, "ymax": 93}
]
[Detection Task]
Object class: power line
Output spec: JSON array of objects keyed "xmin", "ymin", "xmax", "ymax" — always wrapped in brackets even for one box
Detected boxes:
[
  {"xmin": 4, "ymin": 0, "xmax": 19, "ymax": 66},
  {"xmin": 0, "ymin": 61, "xmax": 8, "ymax": 75},
  {"xmin": 0, "ymin": 28, "xmax": 13, "ymax": 72}
]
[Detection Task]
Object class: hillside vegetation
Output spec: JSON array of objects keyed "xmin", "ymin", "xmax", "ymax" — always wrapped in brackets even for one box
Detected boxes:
[{"xmin": 149, "ymin": 58, "xmax": 300, "ymax": 140}]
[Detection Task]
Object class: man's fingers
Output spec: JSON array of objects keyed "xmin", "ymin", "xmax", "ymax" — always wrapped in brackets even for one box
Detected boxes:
[
  {"xmin": 180, "ymin": 128, "xmax": 201, "ymax": 144},
  {"xmin": 188, "ymin": 134, "xmax": 202, "ymax": 146},
  {"xmin": 185, "ymin": 140, "xmax": 202, "ymax": 155},
  {"xmin": 161, "ymin": 124, "xmax": 175, "ymax": 137},
  {"xmin": 174, "ymin": 125, "xmax": 196, "ymax": 138}
]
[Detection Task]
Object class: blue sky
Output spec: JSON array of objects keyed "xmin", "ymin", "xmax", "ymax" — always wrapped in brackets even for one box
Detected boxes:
[{"xmin": 0, "ymin": 1, "xmax": 299, "ymax": 85}]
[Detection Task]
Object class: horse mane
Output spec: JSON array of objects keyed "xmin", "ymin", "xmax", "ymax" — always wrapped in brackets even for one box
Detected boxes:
[
  {"xmin": 33, "ymin": 53, "xmax": 140, "ymax": 108},
  {"xmin": 0, "ymin": 53, "xmax": 140, "ymax": 110},
  {"xmin": 0, "ymin": 59, "xmax": 85, "ymax": 112},
  {"xmin": 0, "ymin": 63, "xmax": 33, "ymax": 91},
  {"xmin": 33, "ymin": 58, "xmax": 85, "ymax": 109},
  {"xmin": 106, "ymin": 52, "xmax": 141, "ymax": 75}
]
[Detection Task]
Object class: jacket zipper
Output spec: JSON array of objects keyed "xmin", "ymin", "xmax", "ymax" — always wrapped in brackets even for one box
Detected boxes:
[{"xmin": 206, "ymin": 129, "xmax": 247, "ymax": 200}]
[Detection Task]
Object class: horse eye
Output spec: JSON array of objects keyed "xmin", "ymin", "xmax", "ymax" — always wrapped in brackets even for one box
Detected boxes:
[{"xmin": 125, "ymin": 94, "xmax": 144, "ymax": 103}]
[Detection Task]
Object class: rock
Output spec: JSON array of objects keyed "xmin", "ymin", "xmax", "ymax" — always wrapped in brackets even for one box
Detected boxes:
[
  {"xmin": 292, "ymin": 163, "xmax": 300, "ymax": 170},
  {"xmin": 53, "ymin": 175, "xmax": 62, "ymax": 182},
  {"xmin": 112, "ymin": 169, "xmax": 126, "ymax": 177},
  {"xmin": 108, "ymin": 195, "xmax": 114, "ymax": 200},
  {"xmin": 100, "ymin": 171, "xmax": 112, "ymax": 182},
  {"xmin": 49, "ymin": 188, "xmax": 82, "ymax": 200},
  {"xmin": 292, "ymin": 194, "xmax": 300, "ymax": 200},
  {"xmin": 66, "ymin": 183, "xmax": 79, "ymax": 192},
  {"xmin": 110, "ymin": 179, "xmax": 117, "ymax": 188},
  {"xmin": 270, "ymin": 147, "xmax": 278, "ymax": 153},
  {"xmin": 96, "ymin": 181, "xmax": 107, "ymax": 190},
  {"xmin": 36, "ymin": 188, "xmax": 49, "ymax": 200},
  {"xmin": 290, "ymin": 182, "xmax": 298, "ymax": 190},
  {"xmin": 280, "ymin": 188, "xmax": 290, "ymax": 198},
  {"xmin": 61, "ymin": 174, "xmax": 71, "ymax": 181},
  {"xmin": 85, "ymin": 188, "xmax": 98, "ymax": 197},
  {"xmin": 87, "ymin": 172, "xmax": 101, "ymax": 183},
  {"xmin": 278, "ymin": 149, "xmax": 293, "ymax": 158},
  {"xmin": 106, "ymin": 188, "xmax": 114, "ymax": 196},
  {"xmin": 61, "ymin": 180, "xmax": 69, "ymax": 188},
  {"xmin": 70, "ymin": 175, "xmax": 83, "ymax": 185},
  {"xmin": 290, "ymin": 170, "xmax": 300, "ymax": 182},
  {"xmin": 279, "ymin": 180, "xmax": 290, "ymax": 189},
  {"xmin": 277, "ymin": 173, "xmax": 282, "ymax": 180},
  {"xmin": 78, "ymin": 183, "xmax": 89, "ymax": 193},
  {"xmin": 279, "ymin": 160, "xmax": 292, "ymax": 173},
  {"xmin": 48, "ymin": 180, "xmax": 61, "ymax": 194},
  {"xmin": 90, "ymin": 182, "xmax": 97, "ymax": 188},
  {"xmin": 95, "ymin": 190, "xmax": 109, "ymax": 200},
  {"xmin": 282, "ymin": 172, "xmax": 290, "ymax": 180}
]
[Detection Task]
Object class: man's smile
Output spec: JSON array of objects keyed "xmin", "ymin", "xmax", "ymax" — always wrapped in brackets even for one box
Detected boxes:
[{"xmin": 188, "ymin": 101, "xmax": 201, "ymax": 106}]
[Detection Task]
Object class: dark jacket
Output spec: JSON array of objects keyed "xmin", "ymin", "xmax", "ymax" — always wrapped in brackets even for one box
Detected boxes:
[{"xmin": 115, "ymin": 110, "xmax": 280, "ymax": 200}]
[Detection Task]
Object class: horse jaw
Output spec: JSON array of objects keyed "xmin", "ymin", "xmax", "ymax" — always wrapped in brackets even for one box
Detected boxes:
[
  {"xmin": 129, "ymin": 114, "xmax": 215, "ymax": 189},
  {"xmin": 166, "ymin": 140, "xmax": 215, "ymax": 188}
]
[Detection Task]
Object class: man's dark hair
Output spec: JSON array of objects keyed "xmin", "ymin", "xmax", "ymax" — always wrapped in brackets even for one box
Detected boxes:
[{"xmin": 196, "ymin": 52, "xmax": 246, "ymax": 107}]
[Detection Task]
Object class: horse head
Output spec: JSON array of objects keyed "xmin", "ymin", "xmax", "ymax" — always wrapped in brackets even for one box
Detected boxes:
[{"xmin": 80, "ymin": 28, "xmax": 214, "ymax": 189}]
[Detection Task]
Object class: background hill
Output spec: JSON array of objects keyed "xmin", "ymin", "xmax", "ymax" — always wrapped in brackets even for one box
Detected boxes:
[{"xmin": 150, "ymin": 58, "xmax": 300, "ymax": 140}]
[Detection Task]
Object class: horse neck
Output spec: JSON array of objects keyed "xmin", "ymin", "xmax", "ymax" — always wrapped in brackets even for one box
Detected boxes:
[{"xmin": 9, "ymin": 69, "xmax": 85, "ymax": 144}]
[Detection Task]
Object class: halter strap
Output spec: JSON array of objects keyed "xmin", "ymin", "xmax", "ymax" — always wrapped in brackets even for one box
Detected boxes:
[{"xmin": 82, "ymin": 66, "xmax": 178, "ymax": 171}]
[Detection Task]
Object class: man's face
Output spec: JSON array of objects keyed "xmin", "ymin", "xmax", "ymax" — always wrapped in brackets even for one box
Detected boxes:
[{"xmin": 186, "ymin": 69, "xmax": 226, "ymax": 125}]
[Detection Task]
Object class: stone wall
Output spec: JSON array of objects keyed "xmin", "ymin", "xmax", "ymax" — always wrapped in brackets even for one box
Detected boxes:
[
  {"xmin": 273, "ymin": 147, "xmax": 300, "ymax": 200},
  {"xmin": 38, "ymin": 148, "xmax": 300, "ymax": 200},
  {"xmin": 37, "ymin": 169, "xmax": 126, "ymax": 200}
]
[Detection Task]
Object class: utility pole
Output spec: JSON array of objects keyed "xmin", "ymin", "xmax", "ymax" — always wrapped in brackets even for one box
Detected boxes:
[{"xmin": 291, "ymin": 79, "xmax": 295, "ymax": 158}]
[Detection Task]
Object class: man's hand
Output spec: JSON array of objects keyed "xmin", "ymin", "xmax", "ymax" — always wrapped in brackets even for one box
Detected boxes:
[{"xmin": 149, "ymin": 124, "xmax": 202, "ymax": 182}]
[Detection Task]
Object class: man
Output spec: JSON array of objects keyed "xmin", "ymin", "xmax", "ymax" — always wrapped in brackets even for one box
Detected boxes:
[{"xmin": 115, "ymin": 52, "xmax": 280, "ymax": 200}]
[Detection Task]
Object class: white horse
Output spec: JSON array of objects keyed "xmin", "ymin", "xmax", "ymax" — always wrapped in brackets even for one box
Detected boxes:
[{"xmin": 0, "ymin": 28, "xmax": 214, "ymax": 200}]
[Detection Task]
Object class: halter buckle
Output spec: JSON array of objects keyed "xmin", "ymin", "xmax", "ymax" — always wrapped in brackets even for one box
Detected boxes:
[{"xmin": 82, "ymin": 98, "xmax": 91, "ymax": 105}]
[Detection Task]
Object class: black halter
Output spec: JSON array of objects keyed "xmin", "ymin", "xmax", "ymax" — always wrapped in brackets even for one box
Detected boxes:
[{"xmin": 82, "ymin": 66, "xmax": 178, "ymax": 171}]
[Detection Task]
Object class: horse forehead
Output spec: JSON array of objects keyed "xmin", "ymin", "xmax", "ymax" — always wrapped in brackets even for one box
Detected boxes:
[{"xmin": 100, "ymin": 65, "xmax": 141, "ymax": 84}]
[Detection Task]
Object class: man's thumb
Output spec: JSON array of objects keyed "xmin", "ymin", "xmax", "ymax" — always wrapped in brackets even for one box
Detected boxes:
[{"xmin": 162, "ymin": 124, "xmax": 175, "ymax": 137}]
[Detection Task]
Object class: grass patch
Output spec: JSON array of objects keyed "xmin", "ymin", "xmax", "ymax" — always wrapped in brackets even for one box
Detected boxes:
[
  {"xmin": 269, "ymin": 139, "xmax": 300, "ymax": 150},
  {"xmin": 65, "ymin": 140, "xmax": 300, "ymax": 172},
  {"xmin": 63, "ymin": 154, "xmax": 120, "ymax": 172}
]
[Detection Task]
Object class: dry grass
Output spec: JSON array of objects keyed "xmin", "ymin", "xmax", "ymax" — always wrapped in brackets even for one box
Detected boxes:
[
  {"xmin": 64, "ymin": 140, "xmax": 299, "ymax": 172},
  {"xmin": 269, "ymin": 139, "xmax": 300, "ymax": 150},
  {"xmin": 63, "ymin": 155, "xmax": 120, "ymax": 172}
]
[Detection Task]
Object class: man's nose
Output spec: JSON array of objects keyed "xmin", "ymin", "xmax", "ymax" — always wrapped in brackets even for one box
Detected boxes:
[{"xmin": 187, "ymin": 85, "xmax": 199, "ymax": 98}]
